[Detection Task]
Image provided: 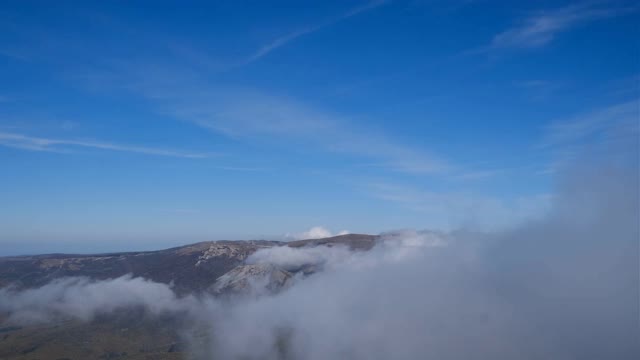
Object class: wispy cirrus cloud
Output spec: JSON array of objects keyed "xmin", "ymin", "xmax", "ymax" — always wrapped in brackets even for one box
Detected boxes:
[
  {"xmin": 367, "ymin": 182, "xmax": 552, "ymax": 230},
  {"xmin": 452, "ymin": 168, "xmax": 506, "ymax": 181},
  {"xmin": 240, "ymin": 0, "xmax": 388, "ymax": 66},
  {"xmin": 87, "ymin": 61, "xmax": 450, "ymax": 174},
  {"xmin": 537, "ymin": 99, "xmax": 639, "ymax": 174},
  {"xmin": 541, "ymin": 99, "xmax": 639, "ymax": 148},
  {"xmin": 0, "ymin": 131, "xmax": 214, "ymax": 158},
  {"xmin": 491, "ymin": 2, "xmax": 635, "ymax": 49},
  {"xmin": 38, "ymin": 71, "xmax": 450, "ymax": 175},
  {"xmin": 156, "ymin": 87, "xmax": 450, "ymax": 174}
]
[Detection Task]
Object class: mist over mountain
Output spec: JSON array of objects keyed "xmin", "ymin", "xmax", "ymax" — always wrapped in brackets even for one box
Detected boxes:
[{"xmin": 1, "ymin": 139, "xmax": 637, "ymax": 359}]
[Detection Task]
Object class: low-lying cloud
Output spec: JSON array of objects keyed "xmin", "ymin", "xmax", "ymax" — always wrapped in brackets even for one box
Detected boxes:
[
  {"xmin": 0, "ymin": 127, "xmax": 637, "ymax": 359},
  {"xmin": 248, "ymin": 230, "xmax": 446, "ymax": 273},
  {"xmin": 0, "ymin": 275, "xmax": 195, "ymax": 324}
]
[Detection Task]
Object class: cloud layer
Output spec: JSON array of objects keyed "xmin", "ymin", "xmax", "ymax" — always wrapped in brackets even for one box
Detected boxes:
[
  {"xmin": 0, "ymin": 275, "xmax": 195, "ymax": 323},
  {"xmin": 0, "ymin": 125, "xmax": 637, "ymax": 359}
]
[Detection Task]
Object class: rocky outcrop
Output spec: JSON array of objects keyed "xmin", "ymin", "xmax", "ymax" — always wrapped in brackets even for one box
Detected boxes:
[{"xmin": 211, "ymin": 263, "xmax": 293, "ymax": 296}]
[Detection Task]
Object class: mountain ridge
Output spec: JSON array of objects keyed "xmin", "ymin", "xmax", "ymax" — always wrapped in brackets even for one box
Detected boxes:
[{"xmin": 0, "ymin": 233, "xmax": 378, "ymax": 293}]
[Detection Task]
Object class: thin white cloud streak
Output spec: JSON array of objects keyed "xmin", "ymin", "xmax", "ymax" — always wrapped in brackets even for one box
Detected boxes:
[
  {"xmin": 542, "ymin": 99, "xmax": 639, "ymax": 148},
  {"xmin": 538, "ymin": 99, "xmax": 639, "ymax": 173},
  {"xmin": 0, "ymin": 131, "xmax": 215, "ymax": 158},
  {"xmin": 118, "ymin": 75, "xmax": 450, "ymax": 174},
  {"xmin": 240, "ymin": 0, "xmax": 388, "ymax": 66},
  {"xmin": 491, "ymin": 2, "xmax": 635, "ymax": 49},
  {"xmin": 211, "ymin": 166, "xmax": 270, "ymax": 172},
  {"xmin": 78, "ymin": 59, "xmax": 512, "ymax": 178},
  {"xmin": 452, "ymin": 168, "xmax": 506, "ymax": 181},
  {"xmin": 367, "ymin": 182, "xmax": 552, "ymax": 230}
]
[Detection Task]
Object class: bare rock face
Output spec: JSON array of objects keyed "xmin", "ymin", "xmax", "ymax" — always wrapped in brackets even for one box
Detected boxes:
[
  {"xmin": 193, "ymin": 241, "xmax": 276, "ymax": 267},
  {"xmin": 210, "ymin": 234, "xmax": 378, "ymax": 296},
  {"xmin": 211, "ymin": 263, "xmax": 293, "ymax": 296}
]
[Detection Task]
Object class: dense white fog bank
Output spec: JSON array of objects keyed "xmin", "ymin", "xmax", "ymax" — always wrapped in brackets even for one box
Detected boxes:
[
  {"xmin": 0, "ymin": 275, "xmax": 198, "ymax": 323},
  {"xmin": 1, "ymin": 132, "xmax": 638, "ymax": 360},
  {"xmin": 205, "ymin": 169, "xmax": 637, "ymax": 360}
]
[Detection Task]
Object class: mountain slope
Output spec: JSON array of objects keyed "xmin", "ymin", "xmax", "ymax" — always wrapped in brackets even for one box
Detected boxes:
[{"xmin": 0, "ymin": 234, "xmax": 377, "ymax": 294}]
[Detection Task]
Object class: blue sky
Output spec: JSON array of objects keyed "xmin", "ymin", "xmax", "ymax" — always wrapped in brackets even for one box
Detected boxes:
[{"xmin": 0, "ymin": 0, "xmax": 638, "ymax": 254}]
